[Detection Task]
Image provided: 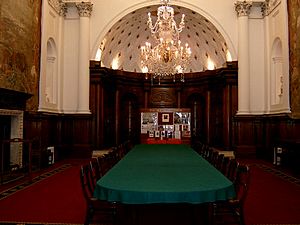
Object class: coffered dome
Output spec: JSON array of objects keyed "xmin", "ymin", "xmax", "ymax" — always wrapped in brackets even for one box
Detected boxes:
[{"xmin": 98, "ymin": 4, "xmax": 231, "ymax": 73}]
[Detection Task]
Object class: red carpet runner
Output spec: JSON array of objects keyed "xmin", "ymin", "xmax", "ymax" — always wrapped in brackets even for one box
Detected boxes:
[{"xmin": 0, "ymin": 162, "xmax": 86, "ymax": 224}]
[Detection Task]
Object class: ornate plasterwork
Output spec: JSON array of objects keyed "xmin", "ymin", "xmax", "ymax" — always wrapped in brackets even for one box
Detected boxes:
[
  {"xmin": 62, "ymin": 0, "xmax": 91, "ymax": 2},
  {"xmin": 235, "ymin": 1, "xmax": 253, "ymax": 17},
  {"xmin": 76, "ymin": 2, "xmax": 93, "ymax": 17},
  {"xmin": 260, "ymin": 1, "xmax": 269, "ymax": 17},
  {"xmin": 48, "ymin": 0, "xmax": 67, "ymax": 17},
  {"xmin": 261, "ymin": 0, "xmax": 281, "ymax": 17}
]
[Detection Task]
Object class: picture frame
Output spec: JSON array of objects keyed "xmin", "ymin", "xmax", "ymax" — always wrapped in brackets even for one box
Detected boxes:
[
  {"xmin": 155, "ymin": 130, "xmax": 160, "ymax": 138},
  {"xmin": 162, "ymin": 113, "xmax": 169, "ymax": 123}
]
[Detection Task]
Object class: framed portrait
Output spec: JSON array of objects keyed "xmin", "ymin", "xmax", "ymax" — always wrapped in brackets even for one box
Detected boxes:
[{"xmin": 162, "ymin": 113, "xmax": 169, "ymax": 123}]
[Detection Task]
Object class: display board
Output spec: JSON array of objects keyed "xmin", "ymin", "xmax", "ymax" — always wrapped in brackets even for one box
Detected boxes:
[{"xmin": 140, "ymin": 108, "xmax": 191, "ymax": 145}]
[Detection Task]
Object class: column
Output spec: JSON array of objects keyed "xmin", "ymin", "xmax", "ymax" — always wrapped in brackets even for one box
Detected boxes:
[
  {"xmin": 235, "ymin": 1, "xmax": 252, "ymax": 115},
  {"xmin": 58, "ymin": 2, "xmax": 67, "ymax": 111},
  {"xmin": 76, "ymin": 2, "xmax": 93, "ymax": 113},
  {"xmin": 261, "ymin": 1, "xmax": 271, "ymax": 112}
]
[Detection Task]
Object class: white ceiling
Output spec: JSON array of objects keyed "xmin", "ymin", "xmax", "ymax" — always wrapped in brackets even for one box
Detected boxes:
[{"xmin": 99, "ymin": 4, "xmax": 230, "ymax": 73}]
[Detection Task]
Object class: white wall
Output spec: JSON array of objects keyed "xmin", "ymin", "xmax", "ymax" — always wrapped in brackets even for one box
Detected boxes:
[
  {"xmin": 39, "ymin": 1, "xmax": 61, "ymax": 113},
  {"xmin": 267, "ymin": 0, "xmax": 290, "ymax": 113},
  {"xmin": 40, "ymin": 1, "xmax": 81, "ymax": 114}
]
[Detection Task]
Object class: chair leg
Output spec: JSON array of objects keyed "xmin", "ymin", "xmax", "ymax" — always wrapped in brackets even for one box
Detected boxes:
[{"xmin": 84, "ymin": 205, "xmax": 94, "ymax": 225}]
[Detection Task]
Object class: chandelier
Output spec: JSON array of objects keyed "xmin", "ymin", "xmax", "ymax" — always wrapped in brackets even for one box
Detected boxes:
[{"xmin": 140, "ymin": 0, "xmax": 191, "ymax": 84}]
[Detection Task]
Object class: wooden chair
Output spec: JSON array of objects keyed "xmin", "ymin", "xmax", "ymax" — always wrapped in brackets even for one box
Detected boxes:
[
  {"xmin": 220, "ymin": 156, "xmax": 230, "ymax": 175},
  {"xmin": 215, "ymin": 153, "xmax": 225, "ymax": 171},
  {"xmin": 192, "ymin": 141, "xmax": 204, "ymax": 155},
  {"xmin": 124, "ymin": 139, "xmax": 134, "ymax": 153},
  {"xmin": 89, "ymin": 158, "xmax": 102, "ymax": 180},
  {"xmin": 213, "ymin": 164, "xmax": 251, "ymax": 225},
  {"xmin": 203, "ymin": 145, "xmax": 211, "ymax": 160},
  {"xmin": 209, "ymin": 151, "xmax": 219, "ymax": 167},
  {"xmin": 226, "ymin": 158, "xmax": 239, "ymax": 183},
  {"xmin": 80, "ymin": 164, "xmax": 117, "ymax": 225},
  {"xmin": 98, "ymin": 151, "xmax": 115, "ymax": 175}
]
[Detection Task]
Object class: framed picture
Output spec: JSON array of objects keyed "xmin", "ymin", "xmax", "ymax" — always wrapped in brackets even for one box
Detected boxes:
[
  {"xmin": 162, "ymin": 113, "xmax": 169, "ymax": 123},
  {"xmin": 149, "ymin": 130, "xmax": 154, "ymax": 138},
  {"xmin": 155, "ymin": 130, "xmax": 160, "ymax": 137}
]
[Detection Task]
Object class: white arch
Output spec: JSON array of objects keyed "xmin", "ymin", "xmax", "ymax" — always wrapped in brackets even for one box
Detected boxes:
[
  {"xmin": 270, "ymin": 37, "xmax": 283, "ymax": 106},
  {"xmin": 90, "ymin": 1, "xmax": 237, "ymax": 61},
  {"xmin": 45, "ymin": 37, "xmax": 58, "ymax": 104},
  {"xmin": 47, "ymin": 37, "xmax": 57, "ymax": 58}
]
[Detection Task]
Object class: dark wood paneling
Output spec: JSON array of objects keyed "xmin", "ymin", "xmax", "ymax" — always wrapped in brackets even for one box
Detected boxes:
[
  {"xmin": 89, "ymin": 61, "xmax": 239, "ymax": 151},
  {"xmin": 18, "ymin": 61, "xmax": 300, "ymax": 165},
  {"xmin": 233, "ymin": 114, "xmax": 300, "ymax": 160},
  {"xmin": 24, "ymin": 112, "xmax": 92, "ymax": 161}
]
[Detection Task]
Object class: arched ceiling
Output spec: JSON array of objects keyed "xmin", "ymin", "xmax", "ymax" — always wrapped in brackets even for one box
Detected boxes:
[{"xmin": 99, "ymin": 4, "xmax": 230, "ymax": 73}]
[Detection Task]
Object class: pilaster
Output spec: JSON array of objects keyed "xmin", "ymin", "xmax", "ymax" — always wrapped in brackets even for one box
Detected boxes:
[
  {"xmin": 76, "ymin": 2, "xmax": 93, "ymax": 113},
  {"xmin": 235, "ymin": 1, "xmax": 252, "ymax": 115}
]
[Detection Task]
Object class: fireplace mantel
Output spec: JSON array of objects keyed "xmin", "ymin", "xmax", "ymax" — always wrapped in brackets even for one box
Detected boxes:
[{"xmin": 0, "ymin": 88, "xmax": 32, "ymax": 110}]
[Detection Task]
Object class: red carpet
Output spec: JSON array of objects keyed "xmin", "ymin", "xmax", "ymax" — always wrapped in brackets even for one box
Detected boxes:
[
  {"xmin": 0, "ymin": 159, "xmax": 300, "ymax": 224},
  {"xmin": 0, "ymin": 161, "xmax": 86, "ymax": 224},
  {"xmin": 245, "ymin": 163, "xmax": 300, "ymax": 225}
]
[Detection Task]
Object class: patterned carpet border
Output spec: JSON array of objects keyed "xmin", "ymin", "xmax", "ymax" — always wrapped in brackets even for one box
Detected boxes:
[
  {"xmin": 0, "ymin": 223, "xmax": 82, "ymax": 225},
  {"xmin": 254, "ymin": 163, "xmax": 300, "ymax": 186},
  {"xmin": 0, "ymin": 164, "xmax": 71, "ymax": 201}
]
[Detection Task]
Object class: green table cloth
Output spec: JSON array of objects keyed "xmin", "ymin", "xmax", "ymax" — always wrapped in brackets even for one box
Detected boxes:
[{"xmin": 94, "ymin": 144, "xmax": 236, "ymax": 204}]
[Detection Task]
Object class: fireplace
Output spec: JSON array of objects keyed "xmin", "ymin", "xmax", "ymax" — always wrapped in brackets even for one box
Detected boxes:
[
  {"xmin": 0, "ymin": 109, "xmax": 24, "ymax": 170},
  {"xmin": 0, "ymin": 88, "xmax": 32, "ymax": 183}
]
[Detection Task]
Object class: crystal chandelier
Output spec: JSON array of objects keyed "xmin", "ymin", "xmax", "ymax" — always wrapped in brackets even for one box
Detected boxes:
[{"xmin": 140, "ymin": 0, "xmax": 191, "ymax": 84}]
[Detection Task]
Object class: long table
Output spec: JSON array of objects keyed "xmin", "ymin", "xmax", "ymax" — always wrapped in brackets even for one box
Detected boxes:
[{"xmin": 94, "ymin": 144, "xmax": 235, "ymax": 204}]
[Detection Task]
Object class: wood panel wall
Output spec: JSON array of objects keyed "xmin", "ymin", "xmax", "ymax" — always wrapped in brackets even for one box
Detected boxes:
[
  {"xmin": 24, "ymin": 112, "xmax": 92, "ymax": 161},
  {"xmin": 89, "ymin": 61, "xmax": 239, "ymax": 151},
  {"xmin": 15, "ymin": 60, "xmax": 300, "ymax": 165}
]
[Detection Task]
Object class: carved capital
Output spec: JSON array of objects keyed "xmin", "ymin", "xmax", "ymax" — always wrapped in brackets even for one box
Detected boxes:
[
  {"xmin": 59, "ymin": 2, "xmax": 68, "ymax": 17},
  {"xmin": 235, "ymin": 1, "xmax": 252, "ymax": 17},
  {"xmin": 262, "ymin": 0, "xmax": 281, "ymax": 16},
  {"xmin": 48, "ymin": 0, "xmax": 68, "ymax": 17},
  {"xmin": 260, "ymin": 1, "xmax": 269, "ymax": 17},
  {"xmin": 76, "ymin": 2, "xmax": 93, "ymax": 17}
]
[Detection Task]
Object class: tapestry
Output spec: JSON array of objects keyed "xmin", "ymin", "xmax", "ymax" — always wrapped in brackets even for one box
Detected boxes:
[
  {"xmin": 288, "ymin": 0, "xmax": 300, "ymax": 118},
  {"xmin": 0, "ymin": 0, "xmax": 41, "ymax": 111}
]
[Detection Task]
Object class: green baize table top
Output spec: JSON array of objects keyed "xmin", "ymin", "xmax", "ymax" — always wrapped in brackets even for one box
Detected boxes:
[{"xmin": 94, "ymin": 144, "xmax": 236, "ymax": 204}]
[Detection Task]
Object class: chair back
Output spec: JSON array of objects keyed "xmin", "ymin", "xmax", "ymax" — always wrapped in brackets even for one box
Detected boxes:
[
  {"xmin": 220, "ymin": 156, "xmax": 230, "ymax": 175},
  {"xmin": 80, "ymin": 164, "xmax": 96, "ymax": 201},
  {"xmin": 235, "ymin": 164, "xmax": 251, "ymax": 206},
  {"xmin": 98, "ymin": 151, "xmax": 115, "ymax": 175},
  {"xmin": 226, "ymin": 159, "xmax": 239, "ymax": 182},
  {"xmin": 210, "ymin": 151, "xmax": 219, "ymax": 166},
  {"xmin": 90, "ymin": 158, "xmax": 102, "ymax": 180},
  {"xmin": 216, "ymin": 153, "xmax": 225, "ymax": 170}
]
